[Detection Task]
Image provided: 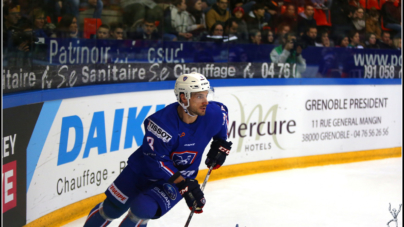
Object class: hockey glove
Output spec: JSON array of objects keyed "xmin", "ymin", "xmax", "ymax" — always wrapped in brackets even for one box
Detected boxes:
[
  {"xmin": 205, "ymin": 139, "xmax": 232, "ymax": 170},
  {"xmin": 176, "ymin": 179, "xmax": 206, "ymax": 213}
]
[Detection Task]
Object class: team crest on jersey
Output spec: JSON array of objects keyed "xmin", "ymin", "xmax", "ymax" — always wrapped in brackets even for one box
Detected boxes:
[
  {"xmin": 163, "ymin": 183, "xmax": 177, "ymax": 200},
  {"xmin": 147, "ymin": 119, "xmax": 172, "ymax": 142},
  {"xmin": 171, "ymin": 151, "xmax": 198, "ymax": 166}
]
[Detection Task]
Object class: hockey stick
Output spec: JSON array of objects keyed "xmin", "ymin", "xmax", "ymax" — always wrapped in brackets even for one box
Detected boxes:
[{"xmin": 184, "ymin": 162, "xmax": 216, "ymax": 227}]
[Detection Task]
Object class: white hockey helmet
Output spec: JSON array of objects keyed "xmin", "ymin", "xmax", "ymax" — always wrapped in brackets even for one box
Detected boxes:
[{"xmin": 174, "ymin": 72, "xmax": 210, "ymax": 109}]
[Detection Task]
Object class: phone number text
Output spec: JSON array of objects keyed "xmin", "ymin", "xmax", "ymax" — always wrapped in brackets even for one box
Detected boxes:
[{"xmin": 302, "ymin": 128, "xmax": 389, "ymax": 142}]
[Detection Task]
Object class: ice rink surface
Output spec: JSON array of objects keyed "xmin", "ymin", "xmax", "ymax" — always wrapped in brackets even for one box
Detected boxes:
[{"xmin": 64, "ymin": 158, "xmax": 402, "ymax": 227}]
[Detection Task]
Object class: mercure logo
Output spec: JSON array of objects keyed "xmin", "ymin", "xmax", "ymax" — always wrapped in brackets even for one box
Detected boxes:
[{"xmin": 228, "ymin": 95, "xmax": 297, "ymax": 151}]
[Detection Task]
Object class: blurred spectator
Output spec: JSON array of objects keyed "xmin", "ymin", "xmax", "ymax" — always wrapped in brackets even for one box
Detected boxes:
[
  {"xmin": 200, "ymin": 0, "xmax": 217, "ymax": 12},
  {"xmin": 96, "ymin": 24, "xmax": 110, "ymax": 39},
  {"xmin": 347, "ymin": 30, "xmax": 363, "ymax": 48},
  {"xmin": 163, "ymin": 0, "xmax": 193, "ymax": 41},
  {"xmin": 380, "ymin": 0, "xmax": 401, "ymax": 37},
  {"xmin": 245, "ymin": 3, "xmax": 268, "ymax": 31},
  {"xmin": 129, "ymin": 18, "xmax": 162, "ymax": 40},
  {"xmin": 276, "ymin": 4, "xmax": 297, "ymax": 31},
  {"xmin": 211, "ymin": 21, "xmax": 224, "ymax": 36},
  {"xmin": 365, "ymin": 8, "xmax": 381, "ymax": 39},
  {"xmin": 3, "ymin": 2, "xmax": 21, "ymax": 49},
  {"xmin": 320, "ymin": 35, "xmax": 331, "ymax": 47},
  {"xmin": 248, "ymin": 29, "xmax": 262, "ymax": 44},
  {"xmin": 270, "ymin": 33, "xmax": 307, "ymax": 78},
  {"xmin": 335, "ymin": 34, "xmax": 349, "ymax": 47},
  {"xmin": 330, "ymin": 0, "xmax": 354, "ymax": 38},
  {"xmin": 297, "ymin": 3, "xmax": 316, "ymax": 36},
  {"xmin": 364, "ymin": 33, "xmax": 380, "ymax": 48},
  {"xmin": 4, "ymin": 2, "xmax": 21, "ymax": 29},
  {"xmin": 7, "ymin": 20, "xmax": 36, "ymax": 67},
  {"xmin": 274, "ymin": 23, "xmax": 291, "ymax": 45},
  {"xmin": 121, "ymin": 0, "xmax": 163, "ymax": 29},
  {"xmin": 317, "ymin": 31, "xmax": 334, "ymax": 47},
  {"xmin": 56, "ymin": 14, "xmax": 79, "ymax": 38},
  {"xmin": 262, "ymin": 0, "xmax": 279, "ymax": 30},
  {"xmin": 392, "ymin": 37, "xmax": 401, "ymax": 50},
  {"xmin": 241, "ymin": 0, "xmax": 258, "ymax": 15},
  {"xmin": 248, "ymin": 28, "xmax": 267, "ymax": 61},
  {"xmin": 186, "ymin": 0, "xmax": 207, "ymax": 40},
  {"xmin": 200, "ymin": 21, "xmax": 225, "ymax": 42},
  {"xmin": 206, "ymin": 0, "xmax": 230, "ymax": 30},
  {"xmin": 29, "ymin": 8, "xmax": 48, "ymax": 39},
  {"xmin": 109, "ymin": 22, "xmax": 124, "ymax": 39},
  {"xmin": 262, "ymin": 28, "xmax": 275, "ymax": 44},
  {"xmin": 378, "ymin": 31, "xmax": 394, "ymax": 49},
  {"xmin": 351, "ymin": 7, "xmax": 365, "ymax": 34},
  {"xmin": 224, "ymin": 18, "xmax": 239, "ymax": 42},
  {"xmin": 232, "ymin": 6, "xmax": 248, "ymax": 42},
  {"xmin": 301, "ymin": 26, "xmax": 319, "ymax": 47}
]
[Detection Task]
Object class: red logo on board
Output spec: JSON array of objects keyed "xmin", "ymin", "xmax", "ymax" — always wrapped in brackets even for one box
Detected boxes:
[{"xmin": 2, "ymin": 161, "xmax": 17, "ymax": 213}]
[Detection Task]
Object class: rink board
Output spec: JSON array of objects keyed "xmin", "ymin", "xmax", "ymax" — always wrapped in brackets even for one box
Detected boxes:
[{"xmin": 2, "ymin": 79, "xmax": 402, "ymax": 226}]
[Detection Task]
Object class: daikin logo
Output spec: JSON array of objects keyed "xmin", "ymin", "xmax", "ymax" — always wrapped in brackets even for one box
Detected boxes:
[
  {"xmin": 227, "ymin": 95, "xmax": 297, "ymax": 151},
  {"xmin": 57, "ymin": 104, "xmax": 165, "ymax": 166}
]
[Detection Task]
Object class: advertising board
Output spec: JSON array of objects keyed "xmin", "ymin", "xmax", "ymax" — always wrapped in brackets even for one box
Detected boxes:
[{"xmin": 23, "ymin": 84, "xmax": 401, "ymax": 223}]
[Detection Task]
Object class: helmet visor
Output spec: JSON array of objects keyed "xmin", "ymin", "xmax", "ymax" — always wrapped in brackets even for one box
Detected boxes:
[{"xmin": 207, "ymin": 87, "xmax": 215, "ymax": 102}]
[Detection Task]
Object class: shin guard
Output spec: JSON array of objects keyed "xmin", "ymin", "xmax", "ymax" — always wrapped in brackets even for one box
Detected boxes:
[{"xmin": 118, "ymin": 210, "xmax": 149, "ymax": 227}]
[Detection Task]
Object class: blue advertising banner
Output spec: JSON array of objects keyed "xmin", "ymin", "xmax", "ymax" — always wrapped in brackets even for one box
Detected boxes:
[{"xmin": 2, "ymin": 39, "xmax": 401, "ymax": 94}]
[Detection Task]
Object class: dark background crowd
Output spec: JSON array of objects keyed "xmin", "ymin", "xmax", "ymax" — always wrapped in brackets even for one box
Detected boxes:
[{"xmin": 3, "ymin": 0, "xmax": 402, "ymax": 62}]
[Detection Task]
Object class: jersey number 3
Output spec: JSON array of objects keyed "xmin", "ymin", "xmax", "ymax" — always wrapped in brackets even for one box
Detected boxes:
[{"xmin": 147, "ymin": 137, "xmax": 154, "ymax": 151}]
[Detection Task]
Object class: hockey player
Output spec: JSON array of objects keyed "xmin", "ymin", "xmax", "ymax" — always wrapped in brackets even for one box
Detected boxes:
[{"xmin": 84, "ymin": 72, "xmax": 232, "ymax": 226}]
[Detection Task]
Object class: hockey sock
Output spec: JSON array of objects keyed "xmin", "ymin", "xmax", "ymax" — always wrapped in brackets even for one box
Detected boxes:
[
  {"xmin": 83, "ymin": 203, "xmax": 112, "ymax": 227},
  {"xmin": 118, "ymin": 194, "xmax": 159, "ymax": 227}
]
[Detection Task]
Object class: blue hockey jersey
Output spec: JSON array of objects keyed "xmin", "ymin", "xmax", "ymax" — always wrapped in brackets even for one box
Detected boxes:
[{"xmin": 127, "ymin": 101, "xmax": 229, "ymax": 181}]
